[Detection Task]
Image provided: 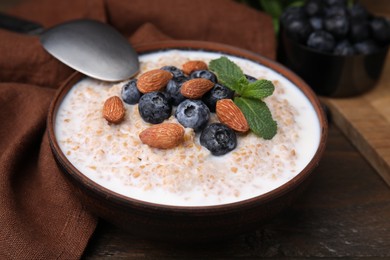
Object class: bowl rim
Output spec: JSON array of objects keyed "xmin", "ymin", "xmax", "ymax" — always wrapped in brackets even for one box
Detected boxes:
[{"xmin": 47, "ymin": 40, "xmax": 328, "ymax": 213}]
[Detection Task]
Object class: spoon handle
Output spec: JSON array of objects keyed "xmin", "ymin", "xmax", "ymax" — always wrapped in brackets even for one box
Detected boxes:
[{"xmin": 0, "ymin": 12, "xmax": 44, "ymax": 35}]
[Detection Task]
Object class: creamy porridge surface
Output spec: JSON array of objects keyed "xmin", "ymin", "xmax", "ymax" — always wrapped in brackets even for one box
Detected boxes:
[{"xmin": 55, "ymin": 50, "xmax": 321, "ymax": 206}]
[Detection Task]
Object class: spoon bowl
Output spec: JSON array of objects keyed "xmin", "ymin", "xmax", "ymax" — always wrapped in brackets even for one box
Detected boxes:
[
  {"xmin": 40, "ymin": 19, "xmax": 139, "ymax": 81},
  {"xmin": 0, "ymin": 13, "xmax": 139, "ymax": 81}
]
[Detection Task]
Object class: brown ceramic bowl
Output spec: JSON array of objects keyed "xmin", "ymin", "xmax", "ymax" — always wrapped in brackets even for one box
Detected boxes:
[{"xmin": 47, "ymin": 40, "xmax": 328, "ymax": 242}]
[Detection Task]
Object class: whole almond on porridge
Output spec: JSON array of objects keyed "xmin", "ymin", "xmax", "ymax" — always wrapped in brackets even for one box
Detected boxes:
[
  {"xmin": 216, "ymin": 99, "xmax": 249, "ymax": 133},
  {"xmin": 137, "ymin": 69, "xmax": 173, "ymax": 93},
  {"xmin": 182, "ymin": 60, "xmax": 208, "ymax": 75},
  {"xmin": 103, "ymin": 96, "xmax": 125, "ymax": 124},
  {"xmin": 139, "ymin": 123, "xmax": 185, "ymax": 149},
  {"xmin": 180, "ymin": 78, "xmax": 214, "ymax": 99}
]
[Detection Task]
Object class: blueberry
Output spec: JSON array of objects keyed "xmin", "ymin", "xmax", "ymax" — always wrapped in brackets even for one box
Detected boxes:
[
  {"xmin": 370, "ymin": 17, "xmax": 390, "ymax": 44},
  {"xmin": 245, "ymin": 74, "xmax": 257, "ymax": 83},
  {"xmin": 200, "ymin": 123, "xmax": 237, "ymax": 156},
  {"xmin": 334, "ymin": 40, "xmax": 355, "ymax": 55},
  {"xmin": 324, "ymin": 15, "xmax": 349, "ymax": 39},
  {"xmin": 304, "ymin": 0, "xmax": 323, "ymax": 17},
  {"xmin": 166, "ymin": 76, "xmax": 188, "ymax": 106},
  {"xmin": 202, "ymin": 83, "xmax": 234, "ymax": 112},
  {"xmin": 190, "ymin": 70, "xmax": 218, "ymax": 83},
  {"xmin": 175, "ymin": 99, "xmax": 210, "ymax": 132},
  {"xmin": 307, "ymin": 30, "xmax": 335, "ymax": 52},
  {"xmin": 138, "ymin": 92, "xmax": 172, "ymax": 124},
  {"xmin": 349, "ymin": 21, "xmax": 370, "ymax": 43},
  {"xmin": 121, "ymin": 79, "xmax": 142, "ymax": 105},
  {"xmin": 284, "ymin": 17, "xmax": 313, "ymax": 43},
  {"xmin": 310, "ymin": 16, "xmax": 323, "ymax": 30},
  {"xmin": 324, "ymin": 6, "xmax": 347, "ymax": 17},
  {"xmin": 348, "ymin": 4, "xmax": 369, "ymax": 21},
  {"xmin": 281, "ymin": 6, "xmax": 306, "ymax": 27},
  {"xmin": 354, "ymin": 40, "xmax": 380, "ymax": 55},
  {"xmin": 160, "ymin": 66, "xmax": 184, "ymax": 78},
  {"xmin": 323, "ymin": 0, "xmax": 346, "ymax": 7}
]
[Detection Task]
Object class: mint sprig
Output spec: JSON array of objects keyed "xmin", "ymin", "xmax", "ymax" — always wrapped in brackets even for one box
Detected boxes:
[
  {"xmin": 234, "ymin": 97, "xmax": 277, "ymax": 140},
  {"xmin": 241, "ymin": 79, "xmax": 274, "ymax": 99},
  {"xmin": 209, "ymin": 56, "xmax": 277, "ymax": 139},
  {"xmin": 209, "ymin": 57, "xmax": 247, "ymax": 93}
]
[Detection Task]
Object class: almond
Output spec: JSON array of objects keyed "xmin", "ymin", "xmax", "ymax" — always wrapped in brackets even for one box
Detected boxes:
[
  {"xmin": 137, "ymin": 69, "xmax": 173, "ymax": 93},
  {"xmin": 103, "ymin": 96, "xmax": 125, "ymax": 124},
  {"xmin": 139, "ymin": 123, "xmax": 185, "ymax": 149},
  {"xmin": 182, "ymin": 60, "xmax": 208, "ymax": 75},
  {"xmin": 180, "ymin": 78, "xmax": 214, "ymax": 99},
  {"xmin": 216, "ymin": 99, "xmax": 249, "ymax": 133}
]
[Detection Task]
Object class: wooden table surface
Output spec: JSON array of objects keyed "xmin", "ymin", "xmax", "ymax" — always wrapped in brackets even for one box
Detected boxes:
[{"xmin": 83, "ymin": 120, "xmax": 390, "ymax": 258}]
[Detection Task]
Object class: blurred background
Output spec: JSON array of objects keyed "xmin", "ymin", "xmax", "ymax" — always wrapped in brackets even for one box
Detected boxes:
[
  {"xmin": 1, "ymin": 0, "xmax": 388, "ymax": 22},
  {"xmin": 0, "ymin": 0, "xmax": 22, "ymax": 11},
  {"xmin": 0, "ymin": 0, "xmax": 390, "ymax": 26}
]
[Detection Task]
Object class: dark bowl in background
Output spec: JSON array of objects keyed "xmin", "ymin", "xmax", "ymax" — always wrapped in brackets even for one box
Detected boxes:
[
  {"xmin": 278, "ymin": 29, "xmax": 389, "ymax": 97},
  {"xmin": 47, "ymin": 40, "xmax": 328, "ymax": 242}
]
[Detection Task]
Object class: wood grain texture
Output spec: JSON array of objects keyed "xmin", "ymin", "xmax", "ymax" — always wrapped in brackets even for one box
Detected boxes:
[
  {"xmin": 322, "ymin": 52, "xmax": 390, "ymax": 186},
  {"xmin": 83, "ymin": 124, "xmax": 390, "ymax": 258}
]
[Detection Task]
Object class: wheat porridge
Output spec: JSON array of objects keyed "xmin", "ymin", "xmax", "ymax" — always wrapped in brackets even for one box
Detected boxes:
[{"xmin": 55, "ymin": 50, "xmax": 321, "ymax": 206}]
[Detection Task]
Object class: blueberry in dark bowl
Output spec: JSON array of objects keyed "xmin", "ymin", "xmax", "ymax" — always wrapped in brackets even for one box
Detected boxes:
[
  {"xmin": 138, "ymin": 91, "xmax": 172, "ymax": 124},
  {"xmin": 348, "ymin": 3, "xmax": 369, "ymax": 21},
  {"xmin": 121, "ymin": 79, "xmax": 142, "ymax": 105},
  {"xmin": 175, "ymin": 99, "xmax": 210, "ymax": 132},
  {"xmin": 281, "ymin": 6, "xmax": 306, "ymax": 26},
  {"xmin": 370, "ymin": 17, "xmax": 390, "ymax": 44},
  {"xmin": 284, "ymin": 17, "xmax": 313, "ymax": 44},
  {"xmin": 354, "ymin": 40, "xmax": 380, "ymax": 55},
  {"xmin": 307, "ymin": 30, "xmax": 335, "ymax": 52},
  {"xmin": 304, "ymin": 0, "xmax": 322, "ymax": 17},
  {"xmin": 349, "ymin": 21, "xmax": 370, "ymax": 43},
  {"xmin": 334, "ymin": 40, "xmax": 355, "ymax": 55},
  {"xmin": 190, "ymin": 70, "xmax": 218, "ymax": 83},
  {"xmin": 324, "ymin": 15, "xmax": 349, "ymax": 39},
  {"xmin": 160, "ymin": 66, "xmax": 184, "ymax": 78},
  {"xmin": 166, "ymin": 76, "xmax": 188, "ymax": 106},
  {"xmin": 278, "ymin": 0, "xmax": 389, "ymax": 97},
  {"xmin": 324, "ymin": 6, "xmax": 347, "ymax": 17},
  {"xmin": 202, "ymin": 83, "xmax": 234, "ymax": 112},
  {"xmin": 200, "ymin": 123, "xmax": 237, "ymax": 156},
  {"xmin": 323, "ymin": 0, "xmax": 346, "ymax": 7},
  {"xmin": 310, "ymin": 16, "xmax": 323, "ymax": 31}
]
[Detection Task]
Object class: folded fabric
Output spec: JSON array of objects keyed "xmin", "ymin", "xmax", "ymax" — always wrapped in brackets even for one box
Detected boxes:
[{"xmin": 0, "ymin": 0, "xmax": 275, "ymax": 258}]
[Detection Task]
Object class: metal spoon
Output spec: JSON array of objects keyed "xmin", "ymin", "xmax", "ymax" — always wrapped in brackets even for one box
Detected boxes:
[{"xmin": 0, "ymin": 13, "xmax": 139, "ymax": 82}]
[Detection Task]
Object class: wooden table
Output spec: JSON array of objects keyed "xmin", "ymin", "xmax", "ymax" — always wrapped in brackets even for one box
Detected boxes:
[{"xmin": 83, "ymin": 120, "xmax": 390, "ymax": 258}]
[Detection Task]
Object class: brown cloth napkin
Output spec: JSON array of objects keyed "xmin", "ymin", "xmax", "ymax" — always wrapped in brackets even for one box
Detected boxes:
[{"xmin": 0, "ymin": 0, "xmax": 275, "ymax": 258}]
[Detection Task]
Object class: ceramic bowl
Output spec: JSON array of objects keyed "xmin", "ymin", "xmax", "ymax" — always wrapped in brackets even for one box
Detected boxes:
[
  {"xmin": 278, "ymin": 29, "xmax": 389, "ymax": 97},
  {"xmin": 47, "ymin": 40, "xmax": 328, "ymax": 242}
]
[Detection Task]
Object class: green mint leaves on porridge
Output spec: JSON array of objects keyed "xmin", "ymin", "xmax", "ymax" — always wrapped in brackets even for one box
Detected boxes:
[
  {"xmin": 241, "ymin": 79, "xmax": 274, "ymax": 99},
  {"xmin": 234, "ymin": 97, "xmax": 277, "ymax": 140},
  {"xmin": 209, "ymin": 56, "xmax": 277, "ymax": 139}
]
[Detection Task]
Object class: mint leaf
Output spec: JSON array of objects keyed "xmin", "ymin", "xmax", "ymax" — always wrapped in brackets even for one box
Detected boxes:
[
  {"xmin": 237, "ymin": 76, "xmax": 249, "ymax": 93},
  {"xmin": 209, "ymin": 56, "xmax": 246, "ymax": 93},
  {"xmin": 241, "ymin": 79, "xmax": 275, "ymax": 99},
  {"xmin": 209, "ymin": 56, "xmax": 278, "ymax": 140},
  {"xmin": 234, "ymin": 97, "xmax": 277, "ymax": 140}
]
